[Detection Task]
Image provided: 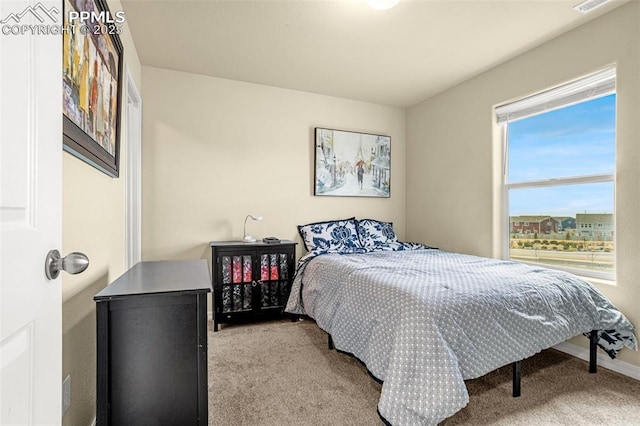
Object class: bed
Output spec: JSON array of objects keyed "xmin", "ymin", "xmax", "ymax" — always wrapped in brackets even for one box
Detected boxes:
[{"xmin": 284, "ymin": 217, "xmax": 637, "ymax": 425}]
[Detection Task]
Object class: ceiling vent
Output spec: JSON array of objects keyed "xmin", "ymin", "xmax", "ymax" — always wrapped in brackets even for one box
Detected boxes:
[{"xmin": 573, "ymin": 0, "xmax": 612, "ymax": 14}]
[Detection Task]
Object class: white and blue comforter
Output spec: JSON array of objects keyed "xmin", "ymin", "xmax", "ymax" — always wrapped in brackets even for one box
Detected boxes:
[{"xmin": 285, "ymin": 248, "xmax": 637, "ymax": 425}]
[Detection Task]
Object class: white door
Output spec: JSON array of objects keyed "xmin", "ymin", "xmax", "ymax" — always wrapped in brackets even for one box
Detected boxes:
[{"xmin": 1, "ymin": 0, "xmax": 63, "ymax": 424}]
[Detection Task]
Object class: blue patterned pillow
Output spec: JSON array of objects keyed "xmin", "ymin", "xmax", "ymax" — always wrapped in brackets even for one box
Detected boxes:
[
  {"xmin": 356, "ymin": 219, "xmax": 398, "ymax": 249},
  {"xmin": 298, "ymin": 218, "xmax": 363, "ymax": 253}
]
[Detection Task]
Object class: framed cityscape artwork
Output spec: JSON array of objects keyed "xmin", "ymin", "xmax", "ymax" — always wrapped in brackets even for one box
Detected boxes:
[{"xmin": 314, "ymin": 128, "xmax": 391, "ymax": 198}]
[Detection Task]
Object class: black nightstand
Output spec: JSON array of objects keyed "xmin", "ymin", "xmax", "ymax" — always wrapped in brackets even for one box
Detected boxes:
[{"xmin": 210, "ymin": 240, "xmax": 297, "ymax": 331}]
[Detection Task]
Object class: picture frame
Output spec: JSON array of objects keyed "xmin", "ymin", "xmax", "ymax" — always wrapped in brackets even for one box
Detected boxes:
[
  {"xmin": 314, "ymin": 128, "xmax": 391, "ymax": 198},
  {"xmin": 62, "ymin": 0, "xmax": 124, "ymax": 177}
]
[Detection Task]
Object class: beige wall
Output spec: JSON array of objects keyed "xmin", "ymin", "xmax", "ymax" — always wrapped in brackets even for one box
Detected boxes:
[
  {"xmin": 61, "ymin": 0, "xmax": 141, "ymax": 424},
  {"xmin": 406, "ymin": 2, "xmax": 639, "ymax": 367},
  {"xmin": 141, "ymin": 66, "xmax": 407, "ymax": 263}
]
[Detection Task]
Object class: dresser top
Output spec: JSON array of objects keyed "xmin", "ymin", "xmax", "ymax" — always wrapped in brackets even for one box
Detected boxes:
[{"xmin": 94, "ymin": 259, "xmax": 212, "ymax": 301}]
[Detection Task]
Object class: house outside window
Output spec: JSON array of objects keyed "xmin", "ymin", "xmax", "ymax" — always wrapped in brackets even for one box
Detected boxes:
[{"xmin": 497, "ymin": 68, "xmax": 616, "ymax": 280}]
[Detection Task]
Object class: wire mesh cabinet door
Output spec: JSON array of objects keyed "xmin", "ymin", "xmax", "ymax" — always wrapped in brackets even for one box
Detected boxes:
[{"xmin": 256, "ymin": 248, "xmax": 294, "ymax": 310}]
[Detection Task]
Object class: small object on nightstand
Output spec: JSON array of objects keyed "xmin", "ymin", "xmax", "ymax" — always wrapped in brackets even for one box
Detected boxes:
[{"xmin": 262, "ymin": 237, "xmax": 280, "ymax": 244}]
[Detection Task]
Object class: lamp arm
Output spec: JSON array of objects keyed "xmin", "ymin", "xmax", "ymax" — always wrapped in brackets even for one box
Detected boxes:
[{"xmin": 243, "ymin": 215, "xmax": 250, "ymax": 239}]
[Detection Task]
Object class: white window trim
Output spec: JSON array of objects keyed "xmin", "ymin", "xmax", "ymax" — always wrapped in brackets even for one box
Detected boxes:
[
  {"xmin": 125, "ymin": 65, "xmax": 142, "ymax": 270},
  {"xmin": 498, "ymin": 69, "xmax": 617, "ymax": 281}
]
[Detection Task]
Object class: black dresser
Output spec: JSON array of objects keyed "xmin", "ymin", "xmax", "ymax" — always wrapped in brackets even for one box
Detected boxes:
[{"xmin": 94, "ymin": 260, "xmax": 212, "ymax": 425}]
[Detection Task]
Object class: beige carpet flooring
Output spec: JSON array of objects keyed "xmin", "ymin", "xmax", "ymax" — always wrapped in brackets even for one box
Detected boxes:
[{"xmin": 208, "ymin": 319, "xmax": 640, "ymax": 425}]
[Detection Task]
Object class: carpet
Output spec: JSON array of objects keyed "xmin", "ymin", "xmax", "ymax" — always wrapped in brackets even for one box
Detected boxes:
[{"xmin": 208, "ymin": 319, "xmax": 640, "ymax": 425}]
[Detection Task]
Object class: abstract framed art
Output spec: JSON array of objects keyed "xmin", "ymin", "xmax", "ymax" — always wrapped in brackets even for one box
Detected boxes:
[
  {"xmin": 314, "ymin": 128, "xmax": 391, "ymax": 198},
  {"xmin": 62, "ymin": 0, "xmax": 124, "ymax": 177}
]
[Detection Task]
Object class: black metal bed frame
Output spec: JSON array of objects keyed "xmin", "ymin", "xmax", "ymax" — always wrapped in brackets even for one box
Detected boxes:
[{"xmin": 327, "ymin": 330, "xmax": 599, "ymax": 398}]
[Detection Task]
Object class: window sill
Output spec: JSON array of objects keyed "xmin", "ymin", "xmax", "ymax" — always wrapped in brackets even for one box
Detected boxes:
[{"xmin": 578, "ymin": 275, "xmax": 616, "ymax": 287}]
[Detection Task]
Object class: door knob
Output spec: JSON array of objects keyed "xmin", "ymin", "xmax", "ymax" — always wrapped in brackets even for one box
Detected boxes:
[{"xmin": 45, "ymin": 249, "xmax": 89, "ymax": 280}]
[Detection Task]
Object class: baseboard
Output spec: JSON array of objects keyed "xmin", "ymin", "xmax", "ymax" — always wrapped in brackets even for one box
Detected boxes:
[{"xmin": 553, "ymin": 341, "xmax": 640, "ymax": 380}]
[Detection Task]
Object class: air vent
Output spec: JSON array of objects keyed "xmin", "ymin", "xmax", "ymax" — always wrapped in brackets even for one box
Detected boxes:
[{"xmin": 573, "ymin": 0, "xmax": 611, "ymax": 14}]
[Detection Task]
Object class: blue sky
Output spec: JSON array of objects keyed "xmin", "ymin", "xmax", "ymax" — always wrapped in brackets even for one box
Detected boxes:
[{"xmin": 508, "ymin": 94, "xmax": 615, "ymax": 217}]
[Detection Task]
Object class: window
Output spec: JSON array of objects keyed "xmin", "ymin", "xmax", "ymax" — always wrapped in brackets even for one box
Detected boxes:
[{"xmin": 496, "ymin": 68, "xmax": 616, "ymax": 280}]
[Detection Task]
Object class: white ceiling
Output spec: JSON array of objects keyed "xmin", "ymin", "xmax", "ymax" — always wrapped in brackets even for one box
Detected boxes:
[{"xmin": 119, "ymin": 0, "xmax": 628, "ymax": 108}]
